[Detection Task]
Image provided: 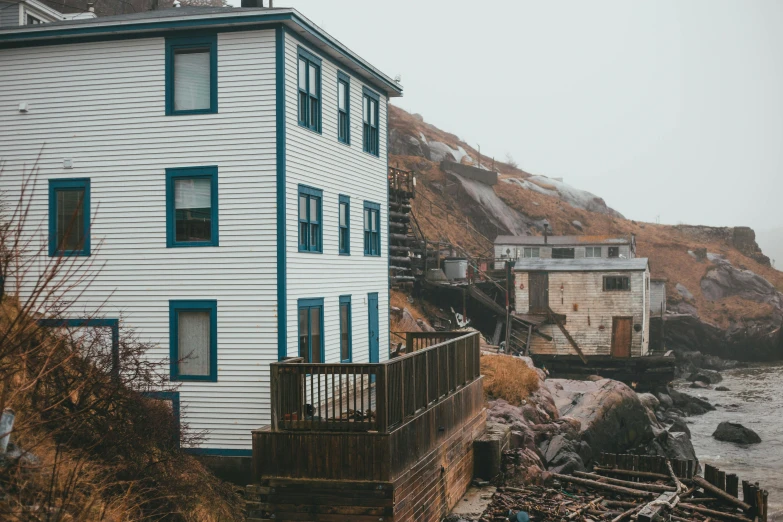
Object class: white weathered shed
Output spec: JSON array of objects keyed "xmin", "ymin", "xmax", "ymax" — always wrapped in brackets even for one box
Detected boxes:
[
  {"xmin": 514, "ymin": 258, "xmax": 650, "ymax": 357},
  {"xmin": 495, "ymin": 234, "xmax": 636, "ymax": 266}
]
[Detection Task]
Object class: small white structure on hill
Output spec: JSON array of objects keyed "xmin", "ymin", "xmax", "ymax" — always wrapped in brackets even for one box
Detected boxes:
[
  {"xmin": 496, "ymin": 234, "xmax": 636, "ymax": 264},
  {"xmin": 513, "ymin": 258, "xmax": 650, "ymax": 358}
]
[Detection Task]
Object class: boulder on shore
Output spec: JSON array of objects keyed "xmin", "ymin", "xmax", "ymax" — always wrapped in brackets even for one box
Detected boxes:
[
  {"xmin": 712, "ymin": 422, "xmax": 761, "ymax": 444},
  {"xmin": 687, "ymin": 369, "xmax": 723, "ymax": 384},
  {"xmin": 545, "ymin": 378, "xmax": 654, "ymax": 458},
  {"xmin": 668, "ymin": 388, "xmax": 716, "ymax": 416}
]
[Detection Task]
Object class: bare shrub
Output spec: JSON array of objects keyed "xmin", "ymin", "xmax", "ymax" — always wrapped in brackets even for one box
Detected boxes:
[{"xmin": 0, "ymin": 155, "xmax": 243, "ymax": 520}]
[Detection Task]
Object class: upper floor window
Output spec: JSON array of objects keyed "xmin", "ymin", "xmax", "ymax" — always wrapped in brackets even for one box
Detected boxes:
[
  {"xmin": 27, "ymin": 14, "xmax": 43, "ymax": 24},
  {"xmin": 523, "ymin": 247, "xmax": 539, "ymax": 258},
  {"xmin": 608, "ymin": 246, "xmax": 620, "ymax": 258},
  {"xmin": 339, "ymin": 295, "xmax": 352, "ymax": 363},
  {"xmin": 364, "ymin": 201, "xmax": 380, "ymax": 256},
  {"xmin": 604, "ymin": 276, "xmax": 630, "ymax": 291},
  {"xmin": 298, "ymin": 185, "xmax": 322, "ymax": 253},
  {"xmin": 363, "ymin": 88, "xmax": 380, "ymax": 156},
  {"xmin": 298, "ymin": 298, "xmax": 323, "ymax": 363},
  {"xmin": 552, "ymin": 247, "xmax": 575, "ymax": 259},
  {"xmin": 298, "ymin": 47, "xmax": 321, "ymax": 132},
  {"xmin": 169, "ymin": 300, "xmax": 218, "ymax": 382},
  {"xmin": 166, "ymin": 35, "xmax": 218, "ymax": 115},
  {"xmin": 166, "ymin": 166, "xmax": 219, "ymax": 248},
  {"xmin": 585, "ymin": 246, "xmax": 602, "ymax": 258},
  {"xmin": 337, "ymin": 72, "xmax": 350, "ymax": 144},
  {"xmin": 49, "ymin": 178, "xmax": 90, "ymax": 257},
  {"xmin": 339, "ymin": 195, "xmax": 350, "ymax": 255}
]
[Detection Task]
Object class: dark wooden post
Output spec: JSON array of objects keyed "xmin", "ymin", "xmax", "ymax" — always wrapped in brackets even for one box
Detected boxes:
[
  {"xmin": 376, "ymin": 364, "xmax": 388, "ymax": 432},
  {"xmin": 270, "ymin": 362, "xmax": 279, "ymax": 431}
]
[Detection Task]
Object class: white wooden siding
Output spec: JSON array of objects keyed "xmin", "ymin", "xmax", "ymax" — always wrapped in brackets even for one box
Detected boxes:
[
  {"xmin": 0, "ymin": 2, "xmax": 20, "ymax": 27},
  {"xmin": 0, "ymin": 30, "xmax": 278, "ymax": 451},
  {"xmin": 650, "ymin": 281, "xmax": 666, "ymax": 317},
  {"xmin": 514, "ymin": 269, "xmax": 650, "ymax": 356},
  {"xmin": 283, "ymin": 32, "xmax": 389, "ymax": 365}
]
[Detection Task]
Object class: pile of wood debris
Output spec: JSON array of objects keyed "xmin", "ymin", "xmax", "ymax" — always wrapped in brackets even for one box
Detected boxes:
[{"xmin": 481, "ymin": 454, "xmax": 769, "ymax": 522}]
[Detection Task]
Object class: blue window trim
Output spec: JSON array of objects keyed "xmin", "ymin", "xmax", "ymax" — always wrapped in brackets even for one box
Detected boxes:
[
  {"xmin": 37, "ymin": 318, "xmax": 118, "ymax": 376},
  {"xmin": 297, "ymin": 45, "xmax": 322, "ymax": 133},
  {"xmin": 298, "ymin": 184, "xmax": 323, "ymax": 253},
  {"xmin": 48, "ymin": 178, "xmax": 90, "ymax": 257},
  {"xmin": 337, "ymin": 70, "xmax": 350, "ymax": 145},
  {"xmin": 339, "ymin": 295, "xmax": 352, "ymax": 363},
  {"xmin": 166, "ymin": 166, "xmax": 219, "ymax": 248},
  {"xmin": 169, "ymin": 300, "xmax": 218, "ymax": 382},
  {"xmin": 338, "ymin": 194, "xmax": 350, "ymax": 255},
  {"xmin": 362, "ymin": 87, "xmax": 380, "ymax": 157},
  {"xmin": 297, "ymin": 298, "xmax": 324, "ymax": 363},
  {"xmin": 165, "ymin": 34, "xmax": 218, "ymax": 116},
  {"xmin": 363, "ymin": 201, "xmax": 381, "ymax": 257},
  {"xmin": 143, "ymin": 391, "xmax": 181, "ymax": 448}
]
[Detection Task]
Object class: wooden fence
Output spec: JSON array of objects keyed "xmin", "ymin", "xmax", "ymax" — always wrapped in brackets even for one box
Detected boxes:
[
  {"xmin": 404, "ymin": 331, "xmax": 466, "ymax": 353},
  {"xmin": 270, "ymin": 331, "xmax": 481, "ymax": 434}
]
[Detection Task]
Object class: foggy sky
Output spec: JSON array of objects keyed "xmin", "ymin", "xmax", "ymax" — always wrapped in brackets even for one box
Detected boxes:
[{"xmin": 237, "ymin": 1, "xmax": 783, "ymax": 240}]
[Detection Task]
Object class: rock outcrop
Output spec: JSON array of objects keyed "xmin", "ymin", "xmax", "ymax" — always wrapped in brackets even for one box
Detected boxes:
[{"xmin": 712, "ymin": 422, "xmax": 762, "ymax": 444}]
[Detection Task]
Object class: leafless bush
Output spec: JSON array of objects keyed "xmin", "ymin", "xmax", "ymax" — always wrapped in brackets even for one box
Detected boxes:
[
  {"xmin": 0, "ymin": 155, "xmax": 243, "ymax": 520},
  {"xmin": 505, "ymin": 153, "xmax": 519, "ymax": 169}
]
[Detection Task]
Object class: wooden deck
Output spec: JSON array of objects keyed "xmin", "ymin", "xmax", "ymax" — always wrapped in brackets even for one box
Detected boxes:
[{"xmin": 250, "ymin": 331, "xmax": 486, "ymax": 521}]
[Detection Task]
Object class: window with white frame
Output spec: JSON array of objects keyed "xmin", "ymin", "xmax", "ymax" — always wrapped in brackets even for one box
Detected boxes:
[
  {"xmin": 523, "ymin": 247, "xmax": 540, "ymax": 258},
  {"xmin": 585, "ymin": 246, "xmax": 602, "ymax": 258}
]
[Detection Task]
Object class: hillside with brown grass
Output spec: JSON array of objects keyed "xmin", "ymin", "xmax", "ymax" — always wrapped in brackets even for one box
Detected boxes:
[{"xmin": 388, "ymin": 104, "xmax": 783, "ymax": 333}]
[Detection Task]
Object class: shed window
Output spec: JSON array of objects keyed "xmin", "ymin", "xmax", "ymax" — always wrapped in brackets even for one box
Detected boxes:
[
  {"xmin": 298, "ymin": 299, "xmax": 323, "ymax": 363},
  {"xmin": 298, "ymin": 185, "xmax": 322, "ymax": 253},
  {"xmin": 298, "ymin": 47, "xmax": 321, "ymax": 132},
  {"xmin": 27, "ymin": 14, "xmax": 43, "ymax": 24},
  {"xmin": 166, "ymin": 166, "xmax": 219, "ymax": 247},
  {"xmin": 364, "ymin": 201, "xmax": 381, "ymax": 256},
  {"xmin": 523, "ymin": 247, "xmax": 539, "ymax": 258},
  {"xmin": 339, "ymin": 195, "xmax": 350, "ymax": 255},
  {"xmin": 608, "ymin": 247, "xmax": 620, "ymax": 258},
  {"xmin": 585, "ymin": 246, "xmax": 601, "ymax": 258},
  {"xmin": 169, "ymin": 300, "xmax": 217, "ymax": 382},
  {"xmin": 339, "ymin": 295, "xmax": 352, "ymax": 362},
  {"xmin": 604, "ymin": 276, "xmax": 631, "ymax": 291},
  {"xmin": 49, "ymin": 179, "xmax": 90, "ymax": 257},
  {"xmin": 363, "ymin": 88, "xmax": 380, "ymax": 156},
  {"xmin": 337, "ymin": 72, "xmax": 350, "ymax": 144},
  {"xmin": 552, "ymin": 247, "xmax": 575, "ymax": 259},
  {"xmin": 166, "ymin": 35, "xmax": 217, "ymax": 115}
]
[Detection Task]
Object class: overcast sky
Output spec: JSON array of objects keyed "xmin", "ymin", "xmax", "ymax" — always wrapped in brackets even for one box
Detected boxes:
[{"xmin": 244, "ymin": 1, "xmax": 783, "ymax": 237}]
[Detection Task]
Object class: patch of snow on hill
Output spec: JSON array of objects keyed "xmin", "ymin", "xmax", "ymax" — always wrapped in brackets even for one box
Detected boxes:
[
  {"xmin": 418, "ymin": 133, "xmax": 473, "ymax": 164},
  {"xmin": 452, "ymin": 173, "xmax": 531, "ymax": 236},
  {"xmin": 504, "ymin": 176, "xmax": 623, "ymax": 218}
]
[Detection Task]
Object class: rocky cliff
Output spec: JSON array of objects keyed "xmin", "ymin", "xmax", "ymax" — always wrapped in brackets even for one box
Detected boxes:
[{"xmin": 389, "ymin": 104, "xmax": 783, "ymax": 361}]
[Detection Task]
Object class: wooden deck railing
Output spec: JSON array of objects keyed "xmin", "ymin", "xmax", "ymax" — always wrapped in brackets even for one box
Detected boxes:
[
  {"xmin": 404, "ymin": 331, "xmax": 466, "ymax": 353},
  {"xmin": 270, "ymin": 331, "xmax": 481, "ymax": 434}
]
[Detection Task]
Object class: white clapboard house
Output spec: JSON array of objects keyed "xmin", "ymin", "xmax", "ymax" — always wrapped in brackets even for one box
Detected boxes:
[{"xmin": 0, "ymin": 6, "xmax": 402, "ymax": 456}]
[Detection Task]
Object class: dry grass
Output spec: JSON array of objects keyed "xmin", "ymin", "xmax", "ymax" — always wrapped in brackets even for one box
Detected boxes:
[{"xmin": 481, "ymin": 354, "xmax": 540, "ymax": 406}]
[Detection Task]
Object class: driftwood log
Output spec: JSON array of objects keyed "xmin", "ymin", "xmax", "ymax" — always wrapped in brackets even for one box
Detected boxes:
[
  {"xmin": 574, "ymin": 471, "xmax": 677, "ymax": 493},
  {"xmin": 692, "ymin": 476, "xmax": 752, "ymax": 512},
  {"xmin": 550, "ymin": 473, "xmax": 656, "ymax": 498},
  {"xmin": 679, "ymin": 502, "xmax": 753, "ymax": 522}
]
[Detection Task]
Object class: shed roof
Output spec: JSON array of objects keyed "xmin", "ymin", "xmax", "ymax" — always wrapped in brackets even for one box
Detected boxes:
[
  {"xmin": 513, "ymin": 258, "xmax": 649, "ymax": 272},
  {"xmin": 0, "ymin": 7, "xmax": 402, "ymax": 97},
  {"xmin": 496, "ymin": 235, "xmax": 630, "ymax": 246}
]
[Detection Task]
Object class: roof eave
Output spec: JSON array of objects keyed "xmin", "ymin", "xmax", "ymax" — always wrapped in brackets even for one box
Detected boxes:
[{"xmin": 0, "ymin": 8, "xmax": 403, "ymax": 98}]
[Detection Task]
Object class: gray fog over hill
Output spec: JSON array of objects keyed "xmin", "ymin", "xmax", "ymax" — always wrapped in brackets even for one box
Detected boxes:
[{"xmin": 756, "ymin": 228, "xmax": 783, "ymax": 270}]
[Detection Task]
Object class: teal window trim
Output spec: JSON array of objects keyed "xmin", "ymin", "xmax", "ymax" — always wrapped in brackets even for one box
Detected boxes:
[
  {"xmin": 48, "ymin": 178, "xmax": 90, "ymax": 257},
  {"xmin": 337, "ymin": 71, "xmax": 350, "ymax": 145},
  {"xmin": 298, "ymin": 298, "xmax": 324, "ymax": 363},
  {"xmin": 339, "ymin": 295, "xmax": 352, "ymax": 363},
  {"xmin": 362, "ymin": 87, "xmax": 380, "ymax": 156},
  {"xmin": 297, "ymin": 46, "xmax": 322, "ymax": 133},
  {"xmin": 363, "ymin": 201, "xmax": 381, "ymax": 257},
  {"xmin": 165, "ymin": 34, "xmax": 218, "ymax": 116},
  {"xmin": 338, "ymin": 194, "xmax": 350, "ymax": 255},
  {"xmin": 169, "ymin": 300, "xmax": 218, "ymax": 382},
  {"xmin": 298, "ymin": 185, "xmax": 322, "ymax": 253},
  {"xmin": 166, "ymin": 166, "xmax": 219, "ymax": 248}
]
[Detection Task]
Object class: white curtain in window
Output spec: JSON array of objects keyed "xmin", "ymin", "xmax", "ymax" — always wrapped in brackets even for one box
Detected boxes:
[
  {"xmin": 174, "ymin": 50, "xmax": 210, "ymax": 111},
  {"xmin": 175, "ymin": 178, "xmax": 211, "ymax": 209},
  {"xmin": 178, "ymin": 311, "xmax": 211, "ymax": 376}
]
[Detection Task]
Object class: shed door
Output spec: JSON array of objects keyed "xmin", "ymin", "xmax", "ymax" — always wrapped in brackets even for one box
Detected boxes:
[
  {"xmin": 529, "ymin": 272, "xmax": 549, "ymax": 313},
  {"xmin": 611, "ymin": 317, "xmax": 632, "ymax": 358}
]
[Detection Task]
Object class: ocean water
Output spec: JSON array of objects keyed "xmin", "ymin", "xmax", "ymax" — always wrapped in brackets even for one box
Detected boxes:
[{"xmin": 673, "ymin": 364, "xmax": 783, "ymax": 519}]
